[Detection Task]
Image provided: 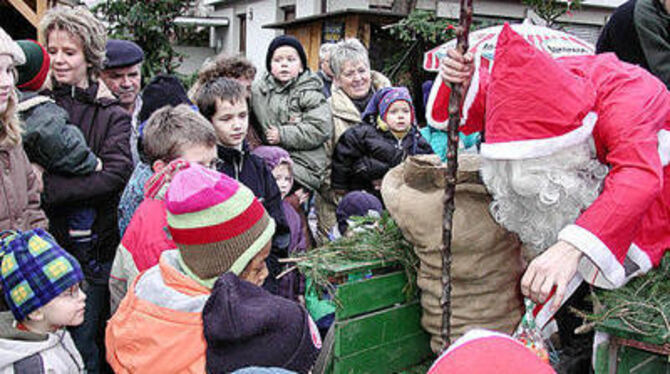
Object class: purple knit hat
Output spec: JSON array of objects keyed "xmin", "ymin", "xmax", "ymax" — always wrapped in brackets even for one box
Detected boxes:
[
  {"xmin": 252, "ymin": 146, "xmax": 293, "ymax": 171},
  {"xmin": 362, "ymin": 86, "xmax": 415, "ymax": 125},
  {"xmin": 336, "ymin": 191, "xmax": 383, "ymax": 235},
  {"xmin": 203, "ymin": 272, "xmax": 322, "ymax": 373}
]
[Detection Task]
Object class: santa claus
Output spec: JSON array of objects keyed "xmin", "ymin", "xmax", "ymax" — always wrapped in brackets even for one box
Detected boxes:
[{"xmin": 435, "ymin": 23, "xmax": 670, "ymax": 327}]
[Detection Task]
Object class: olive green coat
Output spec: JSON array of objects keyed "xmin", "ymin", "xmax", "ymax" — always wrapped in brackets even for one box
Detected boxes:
[{"xmin": 252, "ymin": 71, "xmax": 332, "ymax": 191}]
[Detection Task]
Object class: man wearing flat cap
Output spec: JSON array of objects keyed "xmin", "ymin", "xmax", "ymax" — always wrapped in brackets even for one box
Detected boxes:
[{"xmin": 100, "ymin": 39, "xmax": 144, "ymax": 165}]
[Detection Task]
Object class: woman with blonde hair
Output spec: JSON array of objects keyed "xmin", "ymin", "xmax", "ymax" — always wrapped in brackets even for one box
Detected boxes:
[
  {"xmin": 39, "ymin": 7, "xmax": 133, "ymax": 373},
  {"xmin": 0, "ymin": 27, "xmax": 47, "ymax": 232}
]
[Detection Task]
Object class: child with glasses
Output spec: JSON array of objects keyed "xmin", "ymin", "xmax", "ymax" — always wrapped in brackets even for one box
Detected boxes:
[{"xmin": 0, "ymin": 229, "xmax": 86, "ymax": 373}]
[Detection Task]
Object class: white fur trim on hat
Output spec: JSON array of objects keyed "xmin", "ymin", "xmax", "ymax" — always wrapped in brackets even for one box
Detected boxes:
[
  {"xmin": 0, "ymin": 27, "xmax": 26, "ymax": 65},
  {"xmin": 481, "ymin": 111, "xmax": 598, "ymax": 160}
]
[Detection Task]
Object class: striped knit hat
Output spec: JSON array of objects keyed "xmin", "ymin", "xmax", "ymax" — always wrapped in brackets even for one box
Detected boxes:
[
  {"xmin": 165, "ymin": 164, "xmax": 276, "ymax": 281},
  {"xmin": 16, "ymin": 40, "xmax": 50, "ymax": 92},
  {"xmin": 0, "ymin": 229, "xmax": 84, "ymax": 322}
]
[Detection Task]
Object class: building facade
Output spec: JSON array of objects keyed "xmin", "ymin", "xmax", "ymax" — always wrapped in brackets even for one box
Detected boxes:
[{"xmin": 203, "ymin": 0, "xmax": 626, "ymax": 74}]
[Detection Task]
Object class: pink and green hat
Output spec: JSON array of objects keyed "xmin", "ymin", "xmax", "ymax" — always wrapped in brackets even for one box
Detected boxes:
[{"xmin": 165, "ymin": 164, "xmax": 275, "ymax": 282}]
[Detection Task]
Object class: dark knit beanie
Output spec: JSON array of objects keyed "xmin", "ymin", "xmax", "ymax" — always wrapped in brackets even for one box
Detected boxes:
[
  {"xmin": 203, "ymin": 273, "xmax": 322, "ymax": 374},
  {"xmin": 336, "ymin": 191, "xmax": 383, "ymax": 235},
  {"xmin": 16, "ymin": 40, "xmax": 50, "ymax": 92},
  {"xmin": 265, "ymin": 35, "xmax": 308, "ymax": 73},
  {"xmin": 138, "ymin": 74, "xmax": 192, "ymax": 124}
]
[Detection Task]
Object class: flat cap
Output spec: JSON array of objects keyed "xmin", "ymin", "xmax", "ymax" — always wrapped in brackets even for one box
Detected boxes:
[{"xmin": 104, "ymin": 39, "xmax": 144, "ymax": 69}]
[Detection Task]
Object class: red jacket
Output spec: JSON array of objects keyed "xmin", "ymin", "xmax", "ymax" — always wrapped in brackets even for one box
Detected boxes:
[
  {"xmin": 109, "ymin": 197, "xmax": 174, "ymax": 313},
  {"xmin": 428, "ymin": 51, "xmax": 669, "ymax": 329}
]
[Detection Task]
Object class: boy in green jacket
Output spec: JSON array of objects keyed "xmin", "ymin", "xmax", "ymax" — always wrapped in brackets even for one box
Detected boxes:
[{"xmin": 252, "ymin": 35, "xmax": 332, "ymax": 193}]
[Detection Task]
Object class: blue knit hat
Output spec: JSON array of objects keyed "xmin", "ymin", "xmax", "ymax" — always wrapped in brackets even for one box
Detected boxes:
[
  {"xmin": 0, "ymin": 229, "xmax": 84, "ymax": 321},
  {"xmin": 362, "ymin": 86, "xmax": 415, "ymax": 126}
]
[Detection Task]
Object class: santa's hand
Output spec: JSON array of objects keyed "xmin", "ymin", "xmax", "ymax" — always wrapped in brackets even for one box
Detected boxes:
[
  {"xmin": 520, "ymin": 240, "xmax": 582, "ymax": 312},
  {"xmin": 439, "ymin": 49, "xmax": 474, "ymax": 85}
]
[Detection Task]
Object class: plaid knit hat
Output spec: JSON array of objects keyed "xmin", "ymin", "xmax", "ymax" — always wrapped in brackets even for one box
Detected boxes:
[
  {"xmin": 0, "ymin": 27, "xmax": 25, "ymax": 65},
  {"xmin": 0, "ymin": 229, "xmax": 84, "ymax": 322},
  {"xmin": 165, "ymin": 164, "xmax": 276, "ymax": 280},
  {"xmin": 16, "ymin": 40, "xmax": 50, "ymax": 91}
]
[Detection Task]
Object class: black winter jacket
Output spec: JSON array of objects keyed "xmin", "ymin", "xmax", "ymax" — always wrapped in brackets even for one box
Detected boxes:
[
  {"xmin": 596, "ymin": 0, "xmax": 649, "ymax": 69},
  {"xmin": 217, "ymin": 143, "xmax": 290, "ymax": 293},
  {"xmin": 42, "ymin": 80, "xmax": 133, "ymax": 282},
  {"xmin": 331, "ymin": 122, "xmax": 433, "ymax": 199}
]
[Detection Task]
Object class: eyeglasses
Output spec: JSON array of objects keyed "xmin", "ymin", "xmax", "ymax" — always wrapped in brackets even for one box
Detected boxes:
[{"xmin": 59, "ymin": 284, "xmax": 82, "ymax": 299}]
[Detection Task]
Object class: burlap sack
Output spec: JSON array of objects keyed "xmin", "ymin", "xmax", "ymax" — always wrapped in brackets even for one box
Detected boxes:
[{"xmin": 382, "ymin": 154, "xmax": 524, "ymax": 353}]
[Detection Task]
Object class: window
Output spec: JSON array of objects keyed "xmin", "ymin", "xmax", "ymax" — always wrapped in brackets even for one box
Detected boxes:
[{"xmin": 282, "ymin": 5, "xmax": 296, "ymax": 22}]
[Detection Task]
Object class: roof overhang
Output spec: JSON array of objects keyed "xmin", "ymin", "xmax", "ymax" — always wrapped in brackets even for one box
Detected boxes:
[
  {"xmin": 263, "ymin": 8, "xmax": 405, "ymax": 29},
  {"xmin": 174, "ymin": 16, "xmax": 230, "ymax": 27}
]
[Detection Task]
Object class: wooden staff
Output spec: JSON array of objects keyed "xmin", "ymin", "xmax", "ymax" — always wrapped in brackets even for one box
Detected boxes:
[{"xmin": 441, "ymin": 0, "xmax": 474, "ymax": 351}]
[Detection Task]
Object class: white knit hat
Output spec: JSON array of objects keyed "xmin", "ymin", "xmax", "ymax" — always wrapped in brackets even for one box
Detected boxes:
[{"xmin": 0, "ymin": 27, "xmax": 26, "ymax": 65}]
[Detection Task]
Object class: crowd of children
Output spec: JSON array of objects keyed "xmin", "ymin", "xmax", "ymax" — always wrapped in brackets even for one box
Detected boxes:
[{"xmin": 0, "ymin": 5, "xmax": 442, "ymax": 373}]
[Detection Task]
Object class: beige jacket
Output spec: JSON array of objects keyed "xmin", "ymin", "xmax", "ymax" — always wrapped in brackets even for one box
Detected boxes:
[{"xmin": 0, "ymin": 139, "xmax": 47, "ymax": 231}]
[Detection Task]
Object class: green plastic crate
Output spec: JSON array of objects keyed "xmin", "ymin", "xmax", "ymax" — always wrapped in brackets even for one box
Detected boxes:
[
  {"xmin": 303, "ymin": 259, "xmax": 433, "ymax": 374},
  {"xmin": 594, "ymin": 319, "xmax": 670, "ymax": 374}
]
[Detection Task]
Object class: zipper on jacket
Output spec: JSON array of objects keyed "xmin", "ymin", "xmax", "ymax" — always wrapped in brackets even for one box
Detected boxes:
[{"xmin": 233, "ymin": 151, "xmax": 244, "ymax": 181}]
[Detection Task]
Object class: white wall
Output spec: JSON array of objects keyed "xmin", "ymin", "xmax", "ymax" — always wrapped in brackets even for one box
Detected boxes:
[
  {"xmin": 211, "ymin": 0, "xmax": 280, "ymax": 74},
  {"xmin": 328, "ymin": 0, "xmax": 368, "ymax": 11},
  {"xmin": 297, "ymin": 0, "xmax": 321, "ymax": 18},
  {"xmin": 246, "ymin": 0, "xmax": 280, "ymax": 74},
  {"xmin": 437, "ymin": 0, "xmax": 624, "ymax": 26}
]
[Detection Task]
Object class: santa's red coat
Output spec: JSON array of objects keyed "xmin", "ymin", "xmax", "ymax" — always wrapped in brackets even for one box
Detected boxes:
[{"xmin": 428, "ymin": 41, "xmax": 669, "ymax": 328}]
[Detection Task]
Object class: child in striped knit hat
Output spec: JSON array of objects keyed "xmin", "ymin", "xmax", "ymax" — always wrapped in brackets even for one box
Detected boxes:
[{"xmin": 105, "ymin": 164, "xmax": 276, "ymax": 373}]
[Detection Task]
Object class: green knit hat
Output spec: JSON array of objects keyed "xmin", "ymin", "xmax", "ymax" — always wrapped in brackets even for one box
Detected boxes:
[{"xmin": 16, "ymin": 40, "xmax": 50, "ymax": 91}]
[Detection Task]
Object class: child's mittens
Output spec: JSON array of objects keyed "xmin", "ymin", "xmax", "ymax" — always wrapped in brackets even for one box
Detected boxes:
[
  {"xmin": 265, "ymin": 126, "xmax": 281, "ymax": 145},
  {"xmin": 95, "ymin": 157, "xmax": 103, "ymax": 172}
]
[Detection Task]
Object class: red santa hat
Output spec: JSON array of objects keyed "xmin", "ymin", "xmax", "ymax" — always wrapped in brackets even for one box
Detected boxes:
[
  {"xmin": 427, "ymin": 329, "xmax": 555, "ymax": 374},
  {"xmin": 480, "ymin": 23, "xmax": 597, "ymax": 160}
]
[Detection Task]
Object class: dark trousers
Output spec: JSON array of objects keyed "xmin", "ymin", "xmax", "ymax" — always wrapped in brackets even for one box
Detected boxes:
[{"xmin": 69, "ymin": 278, "xmax": 112, "ymax": 374}]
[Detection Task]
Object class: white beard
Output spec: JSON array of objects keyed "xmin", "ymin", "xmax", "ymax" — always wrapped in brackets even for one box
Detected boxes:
[{"xmin": 480, "ymin": 141, "xmax": 609, "ymax": 256}]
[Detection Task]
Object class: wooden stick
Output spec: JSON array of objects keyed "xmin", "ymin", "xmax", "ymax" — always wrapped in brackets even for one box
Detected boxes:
[{"xmin": 441, "ymin": 0, "xmax": 474, "ymax": 351}]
